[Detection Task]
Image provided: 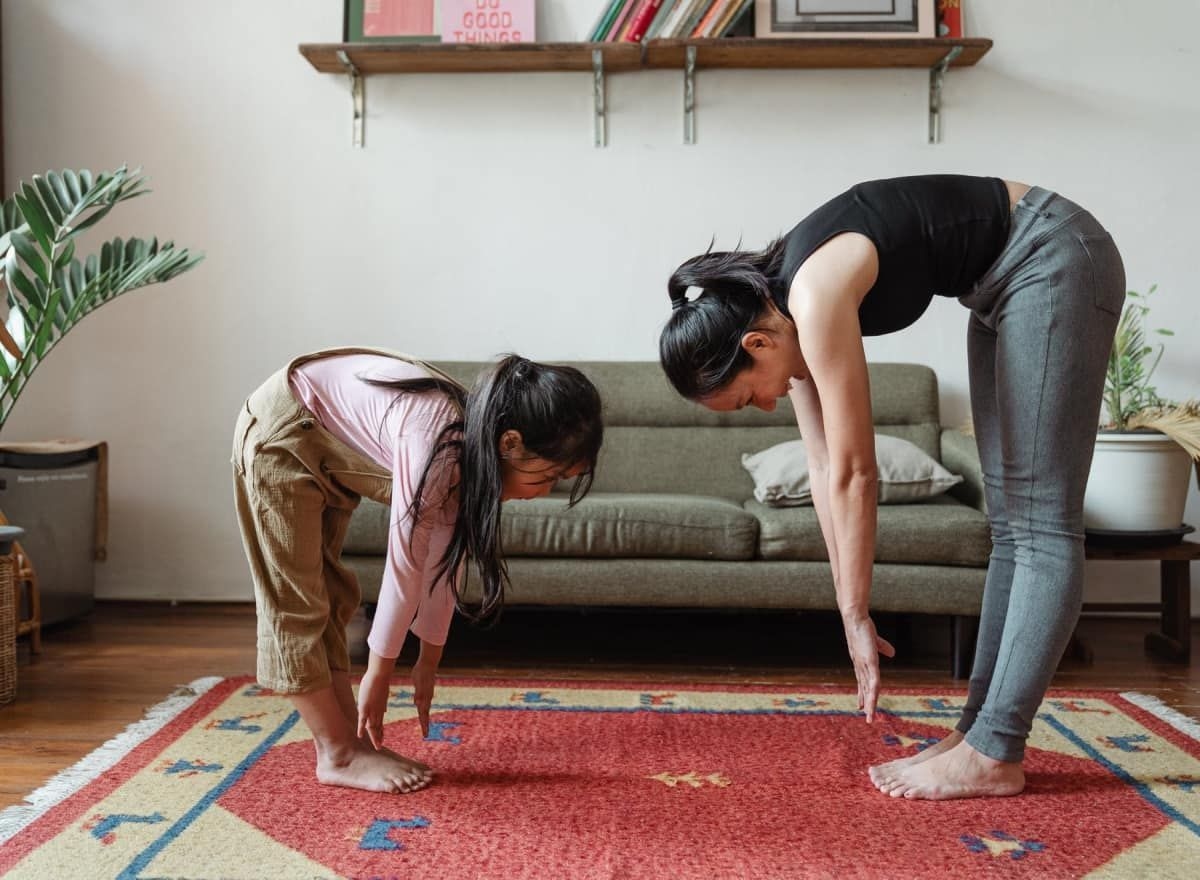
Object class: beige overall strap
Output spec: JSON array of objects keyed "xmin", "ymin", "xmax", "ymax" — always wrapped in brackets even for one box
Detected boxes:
[{"xmin": 285, "ymin": 347, "xmax": 469, "ymax": 395}]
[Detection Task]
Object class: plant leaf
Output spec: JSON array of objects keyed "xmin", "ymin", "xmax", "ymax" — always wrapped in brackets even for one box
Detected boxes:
[
  {"xmin": 54, "ymin": 238, "xmax": 76, "ymax": 272},
  {"xmin": 14, "ymin": 189, "xmax": 53, "ymax": 256},
  {"xmin": 63, "ymin": 170, "xmax": 82, "ymax": 202},
  {"xmin": 9, "ymin": 231, "xmax": 50, "ymax": 287},
  {"xmin": 33, "ymin": 177, "xmax": 66, "ymax": 226},
  {"xmin": 32, "ymin": 289, "xmax": 63, "ymax": 359}
]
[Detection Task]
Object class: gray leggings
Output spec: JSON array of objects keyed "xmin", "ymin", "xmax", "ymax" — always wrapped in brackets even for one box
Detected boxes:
[{"xmin": 955, "ymin": 187, "xmax": 1125, "ymax": 762}]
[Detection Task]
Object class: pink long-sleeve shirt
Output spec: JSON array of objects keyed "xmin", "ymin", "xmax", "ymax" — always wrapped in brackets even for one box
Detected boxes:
[{"xmin": 289, "ymin": 354, "xmax": 460, "ymax": 659}]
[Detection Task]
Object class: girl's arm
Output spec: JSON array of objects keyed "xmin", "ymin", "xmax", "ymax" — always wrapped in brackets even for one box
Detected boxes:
[{"xmin": 359, "ymin": 405, "xmax": 459, "ymax": 747}]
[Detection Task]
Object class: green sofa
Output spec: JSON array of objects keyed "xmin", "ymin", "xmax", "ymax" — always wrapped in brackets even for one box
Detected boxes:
[{"xmin": 345, "ymin": 362, "xmax": 992, "ymax": 675}]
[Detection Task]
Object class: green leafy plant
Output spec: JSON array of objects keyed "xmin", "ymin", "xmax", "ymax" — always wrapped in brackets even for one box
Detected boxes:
[
  {"xmin": 0, "ymin": 166, "xmax": 202, "ymax": 430},
  {"xmin": 1102, "ymin": 285, "xmax": 1200, "ymax": 459}
]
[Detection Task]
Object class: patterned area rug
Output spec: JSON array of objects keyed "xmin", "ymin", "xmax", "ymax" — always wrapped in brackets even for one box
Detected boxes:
[{"xmin": 2, "ymin": 678, "xmax": 1199, "ymax": 879}]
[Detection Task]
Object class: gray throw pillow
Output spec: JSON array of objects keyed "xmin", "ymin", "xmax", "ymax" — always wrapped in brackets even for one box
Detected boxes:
[{"xmin": 741, "ymin": 434, "xmax": 964, "ymax": 506}]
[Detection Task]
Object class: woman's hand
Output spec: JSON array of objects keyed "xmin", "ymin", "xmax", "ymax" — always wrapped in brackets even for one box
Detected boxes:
[
  {"xmin": 842, "ymin": 614, "xmax": 896, "ymax": 723},
  {"xmin": 411, "ymin": 659, "xmax": 437, "ymax": 737},
  {"xmin": 356, "ymin": 666, "xmax": 393, "ymax": 750}
]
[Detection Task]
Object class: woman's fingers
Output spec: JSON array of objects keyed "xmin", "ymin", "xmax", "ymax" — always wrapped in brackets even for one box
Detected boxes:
[{"xmin": 862, "ymin": 667, "xmax": 880, "ymax": 723}]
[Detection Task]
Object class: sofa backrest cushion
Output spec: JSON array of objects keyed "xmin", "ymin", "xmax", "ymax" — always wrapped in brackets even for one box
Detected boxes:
[{"xmin": 433, "ymin": 361, "xmax": 940, "ymax": 501}]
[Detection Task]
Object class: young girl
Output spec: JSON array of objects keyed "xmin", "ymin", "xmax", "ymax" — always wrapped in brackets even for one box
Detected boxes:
[
  {"xmin": 660, "ymin": 176, "xmax": 1124, "ymax": 800},
  {"xmin": 233, "ymin": 348, "xmax": 603, "ymax": 794}
]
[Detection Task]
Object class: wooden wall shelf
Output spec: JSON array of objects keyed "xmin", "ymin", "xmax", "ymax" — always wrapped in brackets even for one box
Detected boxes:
[{"xmin": 298, "ymin": 37, "xmax": 992, "ymax": 147}]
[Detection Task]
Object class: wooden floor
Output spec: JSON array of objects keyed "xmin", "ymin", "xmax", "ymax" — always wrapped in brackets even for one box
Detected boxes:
[{"xmin": 2, "ymin": 602, "xmax": 1198, "ymax": 810}]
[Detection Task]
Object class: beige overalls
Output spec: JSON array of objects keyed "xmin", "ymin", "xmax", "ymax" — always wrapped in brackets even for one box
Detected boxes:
[{"xmin": 231, "ymin": 347, "xmax": 464, "ymax": 694}]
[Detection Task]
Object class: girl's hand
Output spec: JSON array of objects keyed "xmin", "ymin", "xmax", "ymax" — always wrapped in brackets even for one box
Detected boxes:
[
  {"xmin": 412, "ymin": 660, "xmax": 437, "ymax": 738},
  {"xmin": 356, "ymin": 667, "xmax": 392, "ymax": 750},
  {"xmin": 842, "ymin": 614, "xmax": 895, "ymax": 723}
]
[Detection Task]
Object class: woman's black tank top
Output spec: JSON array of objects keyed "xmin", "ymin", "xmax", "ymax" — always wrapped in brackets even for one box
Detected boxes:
[{"xmin": 771, "ymin": 175, "xmax": 1011, "ymax": 336}]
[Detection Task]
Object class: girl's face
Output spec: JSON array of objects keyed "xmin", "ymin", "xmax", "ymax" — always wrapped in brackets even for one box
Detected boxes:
[{"xmin": 498, "ymin": 431, "xmax": 588, "ymax": 501}]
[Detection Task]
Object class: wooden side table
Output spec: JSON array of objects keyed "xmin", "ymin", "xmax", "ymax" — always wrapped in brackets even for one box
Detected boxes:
[{"xmin": 1082, "ymin": 538, "xmax": 1199, "ymax": 662}]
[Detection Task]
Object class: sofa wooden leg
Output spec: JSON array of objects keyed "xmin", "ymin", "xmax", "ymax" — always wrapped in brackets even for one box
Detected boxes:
[{"xmin": 951, "ymin": 616, "xmax": 978, "ymax": 680}]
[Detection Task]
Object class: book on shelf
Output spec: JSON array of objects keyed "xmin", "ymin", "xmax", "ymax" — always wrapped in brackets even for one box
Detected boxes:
[
  {"xmin": 644, "ymin": 0, "xmax": 681, "ymax": 39},
  {"xmin": 690, "ymin": 0, "xmax": 727, "ymax": 38},
  {"xmin": 615, "ymin": 0, "xmax": 648, "ymax": 40},
  {"xmin": 624, "ymin": 0, "xmax": 665, "ymax": 42},
  {"xmin": 654, "ymin": 0, "xmax": 688, "ymax": 38},
  {"xmin": 588, "ymin": 0, "xmax": 625, "ymax": 41},
  {"xmin": 586, "ymin": 0, "xmax": 757, "ymax": 42},
  {"xmin": 937, "ymin": 0, "xmax": 964, "ymax": 38},
  {"xmin": 714, "ymin": 0, "xmax": 755, "ymax": 37},
  {"xmin": 671, "ymin": 0, "xmax": 712, "ymax": 38},
  {"xmin": 604, "ymin": 0, "xmax": 640, "ymax": 42}
]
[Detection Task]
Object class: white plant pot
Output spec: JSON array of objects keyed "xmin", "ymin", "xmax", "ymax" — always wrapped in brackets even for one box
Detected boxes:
[{"xmin": 1083, "ymin": 431, "xmax": 1193, "ymax": 531}]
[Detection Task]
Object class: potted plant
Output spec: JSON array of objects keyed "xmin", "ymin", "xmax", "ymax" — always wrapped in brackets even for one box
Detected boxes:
[
  {"xmin": 0, "ymin": 167, "xmax": 202, "ymax": 644},
  {"xmin": 0, "ymin": 166, "xmax": 202, "ymax": 428},
  {"xmin": 1084, "ymin": 285, "xmax": 1200, "ymax": 533}
]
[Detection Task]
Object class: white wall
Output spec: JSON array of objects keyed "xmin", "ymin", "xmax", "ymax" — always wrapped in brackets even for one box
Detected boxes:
[{"xmin": 3, "ymin": 0, "xmax": 1197, "ymax": 607}]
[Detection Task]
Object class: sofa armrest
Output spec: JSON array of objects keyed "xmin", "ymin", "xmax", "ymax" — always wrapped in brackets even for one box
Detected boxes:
[{"xmin": 941, "ymin": 428, "xmax": 985, "ymax": 513}]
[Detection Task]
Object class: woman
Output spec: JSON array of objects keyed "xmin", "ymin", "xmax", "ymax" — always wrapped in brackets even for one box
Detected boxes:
[
  {"xmin": 659, "ymin": 175, "xmax": 1124, "ymax": 799},
  {"xmin": 233, "ymin": 349, "xmax": 603, "ymax": 794}
]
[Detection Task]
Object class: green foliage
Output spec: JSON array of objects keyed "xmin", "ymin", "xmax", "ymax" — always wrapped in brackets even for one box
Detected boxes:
[
  {"xmin": 1103, "ymin": 285, "xmax": 1176, "ymax": 430},
  {"xmin": 0, "ymin": 167, "xmax": 203, "ymax": 430}
]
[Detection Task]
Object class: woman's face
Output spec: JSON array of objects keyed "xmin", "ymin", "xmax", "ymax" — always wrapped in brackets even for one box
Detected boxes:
[{"xmin": 699, "ymin": 323, "xmax": 808, "ymax": 413}]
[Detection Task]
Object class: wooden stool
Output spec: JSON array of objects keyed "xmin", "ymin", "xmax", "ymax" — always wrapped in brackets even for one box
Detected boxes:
[
  {"xmin": 0, "ymin": 512, "xmax": 40, "ymax": 655},
  {"xmin": 1082, "ymin": 537, "xmax": 1199, "ymax": 663}
]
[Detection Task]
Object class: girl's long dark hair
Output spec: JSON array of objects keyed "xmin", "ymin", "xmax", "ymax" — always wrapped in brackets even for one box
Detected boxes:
[
  {"xmin": 366, "ymin": 356, "xmax": 602, "ymax": 623},
  {"xmin": 659, "ymin": 238, "xmax": 787, "ymax": 399}
]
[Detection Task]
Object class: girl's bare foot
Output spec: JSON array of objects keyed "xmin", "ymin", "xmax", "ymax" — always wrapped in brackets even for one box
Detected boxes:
[
  {"xmin": 869, "ymin": 730, "xmax": 963, "ymax": 791},
  {"xmin": 876, "ymin": 739, "xmax": 1025, "ymax": 800},
  {"xmin": 316, "ymin": 742, "xmax": 433, "ymax": 794}
]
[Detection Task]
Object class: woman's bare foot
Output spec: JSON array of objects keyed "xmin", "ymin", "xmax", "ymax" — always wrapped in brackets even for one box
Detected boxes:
[
  {"xmin": 876, "ymin": 739, "xmax": 1024, "ymax": 800},
  {"xmin": 869, "ymin": 730, "xmax": 963, "ymax": 791},
  {"xmin": 316, "ymin": 742, "xmax": 433, "ymax": 794}
]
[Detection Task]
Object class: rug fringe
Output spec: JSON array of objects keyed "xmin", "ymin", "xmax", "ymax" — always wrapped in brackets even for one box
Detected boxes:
[
  {"xmin": 1120, "ymin": 691, "xmax": 1200, "ymax": 741},
  {"xmin": 0, "ymin": 675, "xmax": 224, "ymax": 846}
]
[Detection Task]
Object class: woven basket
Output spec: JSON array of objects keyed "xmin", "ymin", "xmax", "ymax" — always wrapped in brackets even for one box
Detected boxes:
[{"xmin": 0, "ymin": 526, "xmax": 25, "ymax": 706}]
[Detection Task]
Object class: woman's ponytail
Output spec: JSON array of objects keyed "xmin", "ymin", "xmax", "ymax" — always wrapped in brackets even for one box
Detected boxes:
[{"xmin": 660, "ymin": 238, "xmax": 786, "ymax": 399}]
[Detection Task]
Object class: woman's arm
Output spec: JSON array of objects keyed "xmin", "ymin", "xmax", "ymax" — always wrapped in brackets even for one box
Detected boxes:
[
  {"xmin": 788, "ymin": 232, "xmax": 893, "ymax": 720},
  {"xmin": 787, "ymin": 378, "xmax": 842, "ymax": 593}
]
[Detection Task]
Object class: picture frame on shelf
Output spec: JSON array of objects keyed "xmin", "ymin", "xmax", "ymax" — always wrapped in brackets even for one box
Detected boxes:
[
  {"xmin": 754, "ymin": 1, "xmax": 937, "ymax": 39},
  {"xmin": 344, "ymin": 0, "xmax": 441, "ymax": 44}
]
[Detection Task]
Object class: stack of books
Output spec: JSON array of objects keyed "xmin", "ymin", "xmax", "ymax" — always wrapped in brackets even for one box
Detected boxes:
[{"xmin": 586, "ymin": 0, "xmax": 755, "ymax": 42}]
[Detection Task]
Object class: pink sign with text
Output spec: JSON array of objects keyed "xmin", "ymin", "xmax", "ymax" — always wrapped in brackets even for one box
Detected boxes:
[{"xmin": 441, "ymin": 0, "xmax": 536, "ymax": 43}]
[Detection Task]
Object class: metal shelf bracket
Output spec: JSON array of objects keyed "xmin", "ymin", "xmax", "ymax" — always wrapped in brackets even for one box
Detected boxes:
[
  {"xmin": 592, "ymin": 49, "xmax": 607, "ymax": 148},
  {"xmin": 928, "ymin": 46, "xmax": 963, "ymax": 145},
  {"xmin": 337, "ymin": 50, "xmax": 365, "ymax": 148},
  {"xmin": 683, "ymin": 45, "xmax": 697, "ymax": 145}
]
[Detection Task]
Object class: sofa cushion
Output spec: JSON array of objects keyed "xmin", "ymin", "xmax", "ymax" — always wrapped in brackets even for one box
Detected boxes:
[
  {"xmin": 748, "ymin": 495, "xmax": 992, "ymax": 567},
  {"xmin": 502, "ymin": 493, "xmax": 758, "ymax": 561}
]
